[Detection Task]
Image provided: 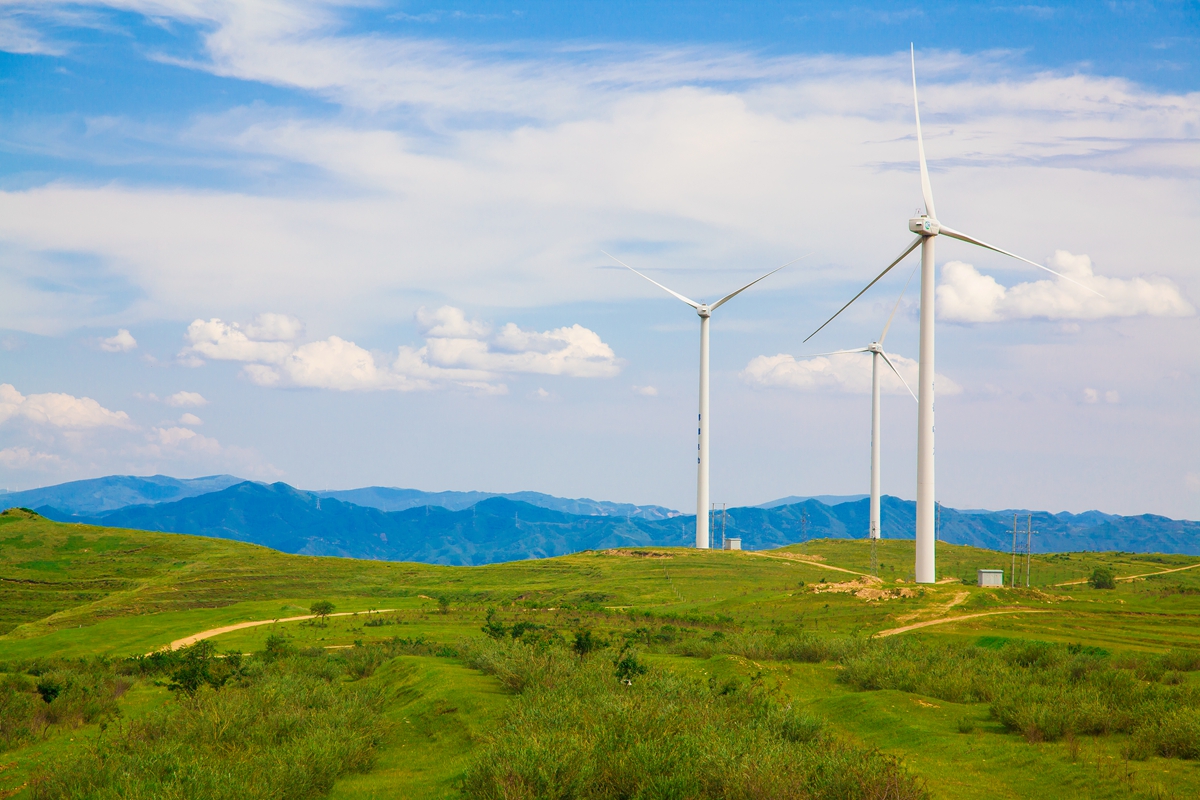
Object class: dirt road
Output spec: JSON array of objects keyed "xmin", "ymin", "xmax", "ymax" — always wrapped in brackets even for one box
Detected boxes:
[
  {"xmin": 166, "ymin": 609, "xmax": 397, "ymax": 651},
  {"xmin": 1055, "ymin": 562, "xmax": 1200, "ymax": 587},
  {"xmin": 875, "ymin": 609, "xmax": 1050, "ymax": 637}
]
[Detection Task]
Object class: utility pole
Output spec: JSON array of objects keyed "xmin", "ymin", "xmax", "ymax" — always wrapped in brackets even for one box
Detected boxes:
[
  {"xmin": 1011, "ymin": 514, "xmax": 1018, "ymax": 589},
  {"xmin": 1025, "ymin": 514, "xmax": 1036, "ymax": 588},
  {"xmin": 721, "ymin": 503, "xmax": 727, "ymax": 549}
]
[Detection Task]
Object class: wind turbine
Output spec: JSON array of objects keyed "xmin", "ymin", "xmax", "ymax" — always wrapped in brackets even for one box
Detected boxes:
[
  {"xmin": 606, "ymin": 252, "xmax": 797, "ymax": 549},
  {"xmin": 803, "ymin": 269, "xmax": 917, "ymax": 541},
  {"xmin": 804, "ymin": 46, "xmax": 1100, "ymax": 583}
]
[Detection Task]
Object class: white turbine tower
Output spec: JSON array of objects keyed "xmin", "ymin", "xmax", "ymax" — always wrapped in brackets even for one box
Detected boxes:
[
  {"xmin": 805, "ymin": 275, "xmax": 918, "ymax": 540},
  {"xmin": 804, "ymin": 46, "xmax": 1099, "ymax": 583},
  {"xmin": 606, "ymin": 252, "xmax": 796, "ymax": 549}
]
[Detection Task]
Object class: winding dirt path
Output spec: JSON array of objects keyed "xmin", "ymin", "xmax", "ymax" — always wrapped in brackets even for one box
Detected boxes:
[
  {"xmin": 166, "ymin": 609, "xmax": 397, "ymax": 651},
  {"xmin": 750, "ymin": 551, "xmax": 877, "ymax": 580},
  {"xmin": 1055, "ymin": 562, "xmax": 1200, "ymax": 587},
  {"xmin": 875, "ymin": 609, "xmax": 1051, "ymax": 638}
]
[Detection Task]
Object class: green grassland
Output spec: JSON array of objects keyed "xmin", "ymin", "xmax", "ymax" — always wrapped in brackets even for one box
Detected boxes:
[{"xmin": 3, "ymin": 507, "xmax": 1200, "ymax": 798}]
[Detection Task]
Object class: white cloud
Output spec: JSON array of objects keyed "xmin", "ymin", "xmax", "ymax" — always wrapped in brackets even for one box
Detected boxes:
[
  {"xmin": 243, "ymin": 312, "xmax": 305, "ymax": 342},
  {"xmin": 0, "ymin": 447, "xmax": 62, "ymax": 470},
  {"xmin": 416, "ymin": 306, "xmax": 489, "ymax": 338},
  {"xmin": 179, "ymin": 412, "xmax": 203, "ymax": 426},
  {"xmin": 0, "ymin": 384, "xmax": 133, "ymax": 429},
  {"xmin": 166, "ymin": 390, "xmax": 208, "ymax": 407},
  {"xmin": 99, "ymin": 328, "xmax": 137, "ymax": 352},
  {"xmin": 938, "ymin": 252, "xmax": 1195, "ymax": 323},
  {"xmin": 182, "ymin": 317, "xmax": 298, "ymax": 364},
  {"xmin": 633, "ymin": 385, "xmax": 658, "ymax": 396},
  {"xmin": 151, "ymin": 425, "xmax": 221, "ymax": 454},
  {"xmin": 184, "ymin": 306, "xmax": 621, "ymax": 391},
  {"xmin": 1083, "ymin": 388, "xmax": 1099, "ymax": 404},
  {"xmin": 742, "ymin": 352, "xmax": 962, "ymax": 396},
  {"xmin": 426, "ymin": 321, "xmax": 621, "ymax": 378},
  {"xmin": 1186, "ymin": 473, "xmax": 1200, "ymax": 493}
]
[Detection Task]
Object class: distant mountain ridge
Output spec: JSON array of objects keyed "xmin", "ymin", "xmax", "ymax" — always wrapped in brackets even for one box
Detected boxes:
[
  {"xmin": 315, "ymin": 486, "xmax": 680, "ymax": 520},
  {"xmin": 0, "ymin": 474, "xmax": 245, "ymax": 515},
  {"xmin": 23, "ymin": 479, "xmax": 1200, "ymax": 566},
  {"xmin": 0, "ymin": 474, "xmax": 678, "ymax": 521}
]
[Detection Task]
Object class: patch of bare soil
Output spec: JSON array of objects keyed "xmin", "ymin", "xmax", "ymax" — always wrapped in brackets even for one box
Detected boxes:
[
  {"xmin": 811, "ymin": 578, "xmax": 916, "ymax": 601},
  {"xmin": 602, "ymin": 549, "xmax": 673, "ymax": 559}
]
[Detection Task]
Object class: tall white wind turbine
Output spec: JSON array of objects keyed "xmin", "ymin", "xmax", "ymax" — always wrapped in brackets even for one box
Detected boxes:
[
  {"xmin": 803, "ymin": 274, "xmax": 917, "ymax": 540},
  {"xmin": 606, "ymin": 252, "xmax": 796, "ymax": 549},
  {"xmin": 804, "ymin": 46, "xmax": 1100, "ymax": 583}
]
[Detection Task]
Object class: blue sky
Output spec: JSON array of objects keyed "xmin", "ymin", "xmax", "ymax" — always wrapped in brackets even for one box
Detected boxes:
[{"xmin": 1, "ymin": 1, "xmax": 1197, "ymax": 519}]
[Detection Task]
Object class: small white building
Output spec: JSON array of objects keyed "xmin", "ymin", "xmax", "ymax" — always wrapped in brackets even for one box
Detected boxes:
[
  {"xmin": 977, "ymin": 569, "xmax": 1004, "ymax": 587},
  {"xmin": 723, "ymin": 538, "xmax": 742, "ymax": 551}
]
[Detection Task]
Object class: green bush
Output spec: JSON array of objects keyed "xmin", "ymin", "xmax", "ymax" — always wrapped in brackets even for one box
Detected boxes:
[
  {"xmin": 1130, "ymin": 707, "xmax": 1200, "ymax": 760},
  {"xmin": 840, "ymin": 638, "xmax": 1200, "ymax": 755},
  {"xmin": 29, "ymin": 650, "xmax": 386, "ymax": 800},
  {"xmin": 1089, "ymin": 567, "xmax": 1116, "ymax": 590},
  {"xmin": 459, "ymin": 637, "xmax": 927, "ymax": 800}
]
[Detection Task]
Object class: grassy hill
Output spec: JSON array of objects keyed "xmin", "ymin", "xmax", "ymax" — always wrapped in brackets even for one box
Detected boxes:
[{"xmin": 3, "ymin": 508, "xmax": 1200, "ymax": 798}]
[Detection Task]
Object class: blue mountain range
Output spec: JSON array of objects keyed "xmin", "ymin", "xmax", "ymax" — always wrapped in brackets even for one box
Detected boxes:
[{"xmin": 6, "ymin": 475, "xmax": 1196, "ymax": 566}]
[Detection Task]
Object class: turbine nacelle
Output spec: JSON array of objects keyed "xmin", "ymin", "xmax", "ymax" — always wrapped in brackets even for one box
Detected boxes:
[
  {"xmin": 908, "ymin": 216, "xmax": 940, "ymax": 236},
  {"xmin": 696, "ymin": 304, "xmax": 712, "ymax": 318}
]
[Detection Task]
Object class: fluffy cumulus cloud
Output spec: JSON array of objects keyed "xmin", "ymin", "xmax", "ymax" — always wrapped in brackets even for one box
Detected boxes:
[
  {"xmin": 183, "ymin": 314, "xmax": 301, "ymax": 364},
  {"xmin": 99, "ymin": 328, "xmax": 137, "ymax": 352},
  {"xmin": 938, "ymin": 252, "xmax": 1195, "ymax": 324},
  {"xmin": 181, "ymin": 307, "xmax": 621, "ymax": 392},
  {"xmin": 0, "ymin": 383, "xmax": 132, "ymax": 429},
  {"xmin": 166, "ymin": 391, "xmax": 208, "ymax": 407},
  {"xmin": 742, "ymin": 352, "xmax": 962, "ymax": 396}
]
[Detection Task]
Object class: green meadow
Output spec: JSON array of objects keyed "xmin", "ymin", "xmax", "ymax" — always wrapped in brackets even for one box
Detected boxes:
[{"xmin": 3, "ymin": 506, "xmax": 1200, "ymax": 799}]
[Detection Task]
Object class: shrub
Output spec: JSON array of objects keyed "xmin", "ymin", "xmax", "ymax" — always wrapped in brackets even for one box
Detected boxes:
[
  {"xmin": 481, "ymin": 608, "xmax": 507, "ymax": 640},
  {"xmin": 1089, "ymin": 567, "xmax": 1116, "ymax": 590},
  {"xmin": 29, "ymin": 650, "xmax": 386, "ymax": 800},
  {"xmin": 459, "ymin": 637, "xmax": 927, "ymax": 800}
]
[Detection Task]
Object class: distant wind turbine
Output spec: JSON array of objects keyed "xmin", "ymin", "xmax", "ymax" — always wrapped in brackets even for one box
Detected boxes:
[
  {"xmin": 606, "ymin": 252, "xmax": 801, "ymax": 549},
  {"xmin": 804, "ymin": 45, "xmax": 1101, "ymax": 583},
  {"xmin": 802, "ymin": 268, "xmax": 918, "ymax": 540}
]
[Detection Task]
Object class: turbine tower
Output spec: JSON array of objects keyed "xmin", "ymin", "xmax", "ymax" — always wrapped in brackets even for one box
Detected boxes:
[
  {"xmin": 607, "ymin": 252, "xmax": 795, "ymax": 548},
  {"xmin": 805, "ymin": 46, "xmax": 1098, "ymax": 583},
  {"xmin": 803, "ymin": 274, "xmax": 917, "ymax": 540}
]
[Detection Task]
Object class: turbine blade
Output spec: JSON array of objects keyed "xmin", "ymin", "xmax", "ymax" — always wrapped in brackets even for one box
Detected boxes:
[
  {"xmin": 937, "ymin": 226, "xmax": 1105, "ymax": 297},
  {"xmin": 803, "ymin": 236, "xmax": 923, "ymax": 343},
  {"xmin": 799, "ymin": 348, "xmax": 871, "ymax": 358},
  {"xmin": 709, "ymin": 254, "xmax": 809, "ymax": 312},
  {"xmin": 880, "ymin": 350, "xmax": 918, "ymax": 401},
  {"xmin": 912, "ymin": 44, "xmax": 937, "ymax": 221},
  {"xmin": 602, "ymin": 251, "xmax": 701, "ymax": 309},
  {"xmin": 879, "ymin": 259, "xmax": 920, "ymax": 346}
]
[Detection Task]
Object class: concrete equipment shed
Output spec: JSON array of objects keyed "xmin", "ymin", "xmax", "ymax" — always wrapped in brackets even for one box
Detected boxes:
[
  {"xmin": 723, "ymin": 538, "xmax": 742, "ymax": 551},
  {"xmin": 977, "ymin": 569, "xmax": 1004, "ymax": 587}
]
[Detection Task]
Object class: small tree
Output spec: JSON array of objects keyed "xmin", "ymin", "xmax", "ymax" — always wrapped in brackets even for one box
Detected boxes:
[
  {"xmin": 613, "ymin": 643, "xmax": 648, "ymax": 685},
  {"xmin": 438, "ymin": 596, "xmax": 451, "ymax": 615},
  {"xmin": 310, "ymin": 600, "xmax": 335, "ymax": 624},
  {"xmin": 573, "ymin": 629, "xmax": 601, "ymax": 658},
  {"xmin": 482, "ymin": 607, "xmax": 507, "ymax": 640},
  {"xmin": 1089, "ymin": 567, "xmax": 1116, "ymax": 590}
]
